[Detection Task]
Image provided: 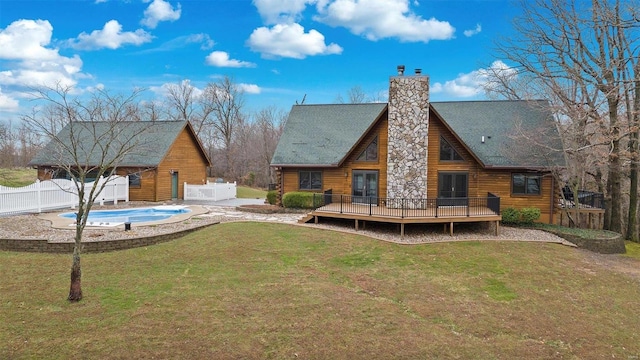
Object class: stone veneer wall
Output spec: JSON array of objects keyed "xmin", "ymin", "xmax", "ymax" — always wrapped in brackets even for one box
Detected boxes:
[{"xmin": 386, "ymin": 74, "xmax": 430, "ymax": 202}]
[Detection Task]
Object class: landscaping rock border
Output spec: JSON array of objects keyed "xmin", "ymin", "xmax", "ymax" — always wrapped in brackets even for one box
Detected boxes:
[{"xmin": 0, "ymin": 221, "xmax": 219, "ymax": 254}]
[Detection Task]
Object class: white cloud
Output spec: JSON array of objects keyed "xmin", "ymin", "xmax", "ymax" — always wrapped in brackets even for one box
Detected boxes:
[
  {"xmin": 68, "ymin": 20, "xmax": 153, "ymax": 50},
  {"xmin": 0, "ymin": 19, "xmax": 83, "ymax": 94},
  {"xmin": 314, "ymin": 0, "xmax": 454, "ymax": 42},
  {"xmin": 0, "ymin": 87, "xmax": 20, "ymax": 112},
  {"xmin": 238, "ymin": 83, "xmax": 261, "ymax": 94},
  {"xmin": 463, "ymin": 24, "xmax": 482, "ymax": 37},
  {"xmin": 187, "ymin": 33, "xmax": 215, "ymax": 50},
  {"xmin": 0, "ymin": 19, "xmax": 61, "ymax": 61},
  {"xmin": 205, "ymin": 51, "xmax": 256, "ymax": 68},
  {"xmin": 253, "ymin": 0, "xmax": 313, "ymax": 24},
  {"xmin": 247, "ymin": 23, "xmax": 342, "ymax": 59},
  {"xmin": 431, "ymin": 61, "xmax": 516, "ymax": 98},
  {"xmin": 141, "ymin": 0, "xmax": 182, "ymax": 29},
  {"xmin": 150, "ymin": 80, "xmax": 204, "ymax": 99}
]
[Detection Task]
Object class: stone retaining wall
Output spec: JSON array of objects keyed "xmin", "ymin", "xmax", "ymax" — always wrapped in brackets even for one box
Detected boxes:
[
  {"xmin": 0, "ymin": 222, "xmax": 218, "ymax": 254},
  {"xmin": 545, "ymin": 230, "xmax": 626, "ymax": 254}
]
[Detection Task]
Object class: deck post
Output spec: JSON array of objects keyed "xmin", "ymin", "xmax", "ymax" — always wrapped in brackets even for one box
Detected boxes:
[
  {"xmin": 495, "ymin": 220, "xmax": 500, "ymax": 236},
  {"xmin": 355, "ymin": 219, "xmax": 359, "ymax": 230},
  {"xmin": 449, "ymin": 222, "xmax": 454, "ymax": 236},
  {"xmin": 369, "ymin": 196, "xmax": 372, "ymax": 216},
  {"xmin": 340, "ymin": 195, "xmax": 343, "ymax": 214},
  {"xmin": 314, "ymin": 216, "xmax": 318, "ymax": 224},
  {"xmin": 400, "ymin": 223, "xmax": 405, "ymax": 238}
]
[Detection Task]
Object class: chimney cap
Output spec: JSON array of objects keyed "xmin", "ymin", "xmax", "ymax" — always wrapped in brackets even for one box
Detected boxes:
[
  {"xmin": 397, "ymin": 65, "xmax": 405, "ymax": 76},
  {"xmin": 415, "ymin": 68, "xmax": 422, "ymax": 75}
]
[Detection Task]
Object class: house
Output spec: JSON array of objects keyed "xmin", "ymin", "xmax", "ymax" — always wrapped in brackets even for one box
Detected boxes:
[
  {"xmin": 271, "ymin": 66, "xmax": 565, "ymax": 227},
  {"xmin": 29, "ymin": 120, "xmax": 211, "ymax": 202}
]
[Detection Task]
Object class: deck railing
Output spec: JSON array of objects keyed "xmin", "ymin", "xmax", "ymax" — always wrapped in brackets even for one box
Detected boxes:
[
  {"xmin": 311, "ymin": 193, "xmax": 500, "ymax": 219},
  {"xmin": 561, "ymin": 187, "xmax": 605, "ymax": 209}
]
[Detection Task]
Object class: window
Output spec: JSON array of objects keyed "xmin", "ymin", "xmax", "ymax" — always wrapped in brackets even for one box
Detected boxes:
[
  {"xmin": 440, "ymin": 137, "xmax": 464, "ymax": 161},
  {"xmin": 356, "ymin": 135, "xmax": 378, "ymax": 161},
  {"xmin": 129, "ymin": 173, "xmax": 141, "ymax": 188},
  {"xmin": 299, "ymin": 171, "xmax": 322, "ymax": 190},
  {"xmin": 512, "ymin": 174, "xmax": 541, "ymax": 195}
]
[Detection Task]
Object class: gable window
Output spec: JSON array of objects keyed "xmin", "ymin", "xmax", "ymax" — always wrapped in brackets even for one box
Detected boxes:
[
  {"xmin": 356, "ymin": 135, "xmax": 378, "ymax": 161},
  {"xmin": 299, "ymin": 171, "xmax": 322, "ymax": 190},
  {"xmin": 440, "ymin": 137, "xmax": 464, "ymax": 161},
  {"xmin": 512, "ymin": 174, "xmax": 541, "ymax": 195}
]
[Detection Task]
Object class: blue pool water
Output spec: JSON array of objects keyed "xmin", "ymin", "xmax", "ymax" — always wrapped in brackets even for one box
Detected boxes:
[{"xmin": 60, "ymin": 206, "xmax": 191, "ymax": 225}]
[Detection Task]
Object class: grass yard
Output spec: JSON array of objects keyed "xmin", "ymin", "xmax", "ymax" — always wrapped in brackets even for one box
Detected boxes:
[
  {"xmin": 236, "ymin": 185, "xmax": 267, "ymax": 199},
  {"xmin": 0, "ymin": 167, "xmax": 36, "ymax": 187},
  {"xmin": 2, "ymin": 222, "xmax": 640, "ymax": 359}
]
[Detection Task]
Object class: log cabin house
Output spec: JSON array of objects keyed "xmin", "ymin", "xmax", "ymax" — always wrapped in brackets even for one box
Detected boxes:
[
  {"xmin": 29, "ymin": 120, "xmax": 211, "ymax": 202},
  {"xmin": 271, "ymin": 66, "xmax": 565, "ymax": 234}
]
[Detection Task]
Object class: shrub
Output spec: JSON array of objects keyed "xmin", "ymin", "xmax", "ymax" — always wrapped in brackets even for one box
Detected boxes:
[
  {"xmin": 282, "ymin": 192, "xmax": 323, "ymax": 209},
  {"xmin": 501, "ymin": 207, "xmax": 520, "ymax": 224},
  {"xmin": 520, "ymin": 207, "xmax": 541, "ymax": 224},
  {"xmin": 266, "ymin": 190, "xmax": 277, "ymax": 205}
]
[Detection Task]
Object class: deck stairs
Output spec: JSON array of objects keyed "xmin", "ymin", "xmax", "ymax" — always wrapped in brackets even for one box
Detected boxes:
[{"xmin": 298, "ymin": 213, "xmax": 314, "ymax": 224}]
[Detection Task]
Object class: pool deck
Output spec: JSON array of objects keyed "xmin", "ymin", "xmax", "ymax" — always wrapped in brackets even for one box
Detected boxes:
[{"xmin": 41, "ymin": 205, "xmax": 210, "ymax": 229}]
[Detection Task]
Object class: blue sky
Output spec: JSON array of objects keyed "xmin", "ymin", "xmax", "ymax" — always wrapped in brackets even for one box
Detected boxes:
[{"xmin": 0, "ymin": 0, "xmax": 520, "ymax": 121}]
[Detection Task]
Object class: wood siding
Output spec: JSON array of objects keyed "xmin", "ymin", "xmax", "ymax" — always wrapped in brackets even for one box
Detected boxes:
[
  {"xmin": 35, "ymin": 125, "xmax": 209, "ymax": 202},
  {"xmin": 279, "ymin": 107, "xmax": 558, "ymax": 223},
  {"xmin": 154, "ymin": 127, "xmax": 208, "ymax": 201},
  {"xmin": 281, "ymin": 111, "xmax": 389, "ymax": 197},
  {"xmin": 428, "ymin": 112, "xmax": 556, "ymax": 223}
]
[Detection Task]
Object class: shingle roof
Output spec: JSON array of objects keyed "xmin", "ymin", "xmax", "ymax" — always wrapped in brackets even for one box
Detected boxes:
[
  {"xmin": 271, "ymin": 103, "xmax": 387, "ymax": 166},
  {"xmin": 29, "ymin": 120, "xmax": 204, "ymax": 168},
  {"xmin": 431, "ymin": 100, "xmax": 565, "ymax": 168},
  {"xmin": 272, "ymin": 100, "xmax": 565, "ymax": 169}
]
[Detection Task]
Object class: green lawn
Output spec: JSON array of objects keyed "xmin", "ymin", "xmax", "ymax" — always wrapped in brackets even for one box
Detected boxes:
[
  {"xmin": 236, "ymin": 185, "xmax": 267, "ymax": 199},
  {"xmin": 0, "ymin": 168, "xmax": 36, "ymax": 187},
  {"xmin": 2, "ymin": 222, "xmax": 640, "ymax": 359}
]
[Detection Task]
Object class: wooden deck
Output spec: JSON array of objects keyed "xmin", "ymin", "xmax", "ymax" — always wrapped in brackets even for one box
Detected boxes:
[{"xmin": 307, "ymin": 202, "xmax": 502, "ymax": 237}]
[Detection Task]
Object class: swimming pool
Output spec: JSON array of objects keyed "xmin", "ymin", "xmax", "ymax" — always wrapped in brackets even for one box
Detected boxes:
[{"xmin": 59, "ymin": 206, "xmax": 192, "ymax": 226}]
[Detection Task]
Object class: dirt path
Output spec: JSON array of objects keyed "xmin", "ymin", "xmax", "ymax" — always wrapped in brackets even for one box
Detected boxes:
[{"xmin": 578, "ymin": 249, "xmax": 640, "ymax": 284}]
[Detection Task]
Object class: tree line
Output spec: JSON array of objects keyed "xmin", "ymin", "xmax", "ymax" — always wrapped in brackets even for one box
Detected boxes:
[{"xmin": 0, "ymin": 76, "xmax": 286, "ymax": 189}]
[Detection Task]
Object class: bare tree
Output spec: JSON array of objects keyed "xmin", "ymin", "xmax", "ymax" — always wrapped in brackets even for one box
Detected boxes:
[
  {"xmin": 335, "ymin": 86, "xmax": 368, "ymax": 103},
  {"xmin": 201, "ymin": 76, "xmax": 244, "ymax": 180},
  {"xmin": 0, "ymin": 122, "xmax": 16, "ymax": 167},
  {"xmin": 163, "ymin": 80, "xmax": 216, "ymax": 137},
  {"xmin": 23, "ymin": 85, "xmax": 155, "ymax": 301},
  {"xmin": 491, "ymin": 0, "xmax": 640, "ymax": 234},
  {"xmin": 254, "ymin": 106, "xmax": 285, "ymax": 186}
]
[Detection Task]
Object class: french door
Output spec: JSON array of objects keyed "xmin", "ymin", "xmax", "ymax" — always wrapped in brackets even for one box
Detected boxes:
[
  {"xmin": 352, "ymin": 170, "xmax": 378, "ymax": 204},
  {"xmin": 437, "ymin": 172, "xmax": 468, "ymax": 206}
]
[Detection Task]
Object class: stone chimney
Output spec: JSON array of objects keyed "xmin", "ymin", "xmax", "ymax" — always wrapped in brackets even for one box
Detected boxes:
[{"xmin": 386, "ymin": 65, "xmax": 429, "ymax": 201}]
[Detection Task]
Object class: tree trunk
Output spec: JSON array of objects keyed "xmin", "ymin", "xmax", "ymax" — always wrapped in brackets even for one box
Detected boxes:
[
  {"xmin": 607, "ymin": 143, "xmax": 623, "ymax": 233},
  {"xmin": 68, "ymin": 252, "xmax": 82, "ymax": 301},
  {"xmin": 628, "ymin": 164, "xmax": 638, "ymax": 241}
]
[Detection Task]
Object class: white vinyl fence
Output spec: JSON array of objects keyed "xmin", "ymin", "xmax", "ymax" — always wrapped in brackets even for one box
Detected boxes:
[
  {"xmin": 184, "ymin": 181, "xmax": 236, "ymax": 202},
  {"xmin": 0, "ymin": 175, "xmax": 129, "ymax": 217}
]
